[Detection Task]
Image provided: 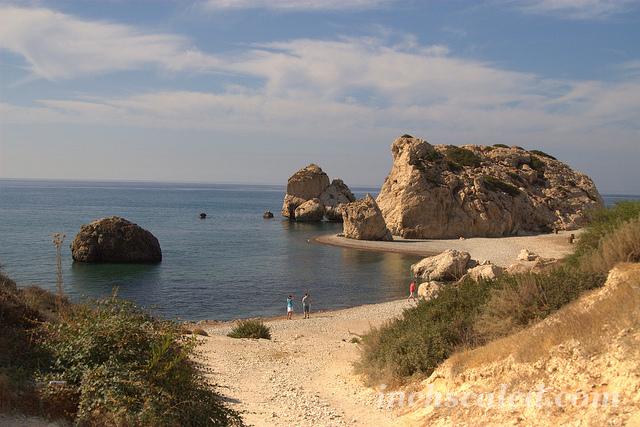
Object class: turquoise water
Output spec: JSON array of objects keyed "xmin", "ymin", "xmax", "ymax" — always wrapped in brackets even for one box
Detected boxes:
[
  {"xmin": 0, "ymin": 180, "xmax": 636, "ymax": 321},
  {"xmin": 0, "ymin": 180, "xmax": 419, "ymax": 320}
]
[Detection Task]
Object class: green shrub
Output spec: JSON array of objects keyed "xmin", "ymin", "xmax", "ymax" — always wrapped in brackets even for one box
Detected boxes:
[
  {"xmin": 483, "ymin": 175, "xmax": 521, "ymax": 196},
  {"xmin": 37, "ymin": 297, "xmax": 242, "ymax": 426},
  {"xmin": 356, "ymin": 278, "xmax": 495, "ymax": 385},
  {"xmin": 357, "ymin": 201, "xmax": 640, "ymax": 386},
  {"xmin": 529, "ymin": 149, "xmax": 557, "ymax": 160},
  {"xmin": 568, "ymin": 201, "xmax": 640, "ymax": 264},
  {"xmin": 577, "ymin": 217, "xmax": 640, "ymax": 274},
  {"xmin": 527, "ymin": 155, "xmax": 546, "ymax": 171},
  {"xmin": 228, "ymin": 319, "xmax": 271, "ymax": 340},
  {"xmin": 492, "ymin": 143, "xmax": 509, "ymax": 148},
  {"xmin": 445, "ymin": 146, "xmax": 482, "ymax": 167},
  {"xmin": 446, "ymin": 160, "xmax": 463, "ymax": 173}
]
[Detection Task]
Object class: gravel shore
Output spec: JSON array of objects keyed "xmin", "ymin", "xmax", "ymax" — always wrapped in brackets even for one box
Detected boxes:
[
  {"xmin": 200, "ymin": 299, "xmax": 411, "ymax": 427},
  {"xmin": 315, "ymin": 230, "xmax": 579, "ymax": 267}
]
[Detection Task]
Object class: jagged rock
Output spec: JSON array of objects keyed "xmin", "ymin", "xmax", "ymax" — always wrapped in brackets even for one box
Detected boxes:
[
  {"xmin": 517, "ymin": 249, "xmax": 539, "ymax": 261},
  {"xmin": 71, "ymin": 216, "xmax": 162, "ymax": 263},
  {"xmin": 281, "ymin": 165, "xmax": 355, "ymax": 222},
  {"xmin": 467, "ymin": 264, "xmax": 504, "ymax": 281},
  {"xmin": 294, "ymin": 199, "xmax": 325, "ymax": 222},
  {"xmin": 376, "ymin": 135, "xmax": 603, "ymax": 238},
  {"xmin": 319, "ymin": 179, "xmax": 356, "ymax": 221},
  {"xmin": 417, "ymin": 281, "xmax": 443, "ymax": 300},
  {"xmin": 281, "ymin": 164, "xmax": 330, "ymax": 218},
  {"xmin": 341, "ymin": 195, "xmax": 392, "ymax": 241},
  {"xmin": 411, "ymin": 249, "xmax": 471, "ymax": 281}
]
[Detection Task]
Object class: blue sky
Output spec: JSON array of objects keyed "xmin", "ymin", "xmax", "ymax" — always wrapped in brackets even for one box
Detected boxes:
[{"xmin": 1, "ymin": 0, "xmax": 639, "ymax": 192}]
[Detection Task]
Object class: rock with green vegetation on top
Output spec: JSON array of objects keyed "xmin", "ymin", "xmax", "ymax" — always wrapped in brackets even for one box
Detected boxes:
[{"xmin": 375, "ymin": 135, "xmax": 603, "ymax": 238}]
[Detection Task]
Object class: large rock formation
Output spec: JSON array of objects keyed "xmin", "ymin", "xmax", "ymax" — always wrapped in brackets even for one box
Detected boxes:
[
  {"xmin": 376, "ymin": 135, "xmax": 603, "ymax": 238},
  {"xmin": 281, "ymin": 164, "xmax": 355, "ymax": 222},
  {"xmin": 341, "ymin": 195, "xmax": 392, "ymax": 241},
  {"xmin": 71, "ymin": 216, "xmax": 162, "ymax": 263}
]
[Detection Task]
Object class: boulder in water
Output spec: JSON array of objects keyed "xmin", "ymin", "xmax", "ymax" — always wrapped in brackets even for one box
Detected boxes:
[
  {"xmin": 294, "ymin": 199, "xmax": 325, "ymax": 222},
  {"xmin": 71, "ymin": 216, "xmax": 162, "ymax": 263}
]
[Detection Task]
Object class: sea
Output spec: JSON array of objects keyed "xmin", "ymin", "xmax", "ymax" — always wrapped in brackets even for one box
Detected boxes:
[{"xmin": 0, "ymin": 179, "xmax": 637, "ymax": 321}]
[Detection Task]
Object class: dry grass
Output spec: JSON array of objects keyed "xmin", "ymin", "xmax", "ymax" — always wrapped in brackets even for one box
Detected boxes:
[
  {"xmin": 579, "ymin": 217, "xmax": 640, "ymax": 274},
  {"xmin": 448, "ymin": 263, "xmax": 640, "ymax": 374}
]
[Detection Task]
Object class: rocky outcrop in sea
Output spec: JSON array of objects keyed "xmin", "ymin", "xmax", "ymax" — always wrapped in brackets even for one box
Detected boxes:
[
  {"xmin": 375, "ymin": 135, "xmax": 603, "ymax": 239},
  {"xmin": 341, "ymin": 194, "xmax": 392, "ymax": 241},
  {"xmin": 70, "ymin": 216, "xmax": 162, "ymax": 263},
  {"xmin": 282, "ymin": 164, "xmax": 355, "ymax": 222}
]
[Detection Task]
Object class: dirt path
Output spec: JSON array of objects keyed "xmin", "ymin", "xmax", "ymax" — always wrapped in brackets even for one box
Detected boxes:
[{"xmin": 200, "ymin": 300, "xmax": 411, "ymax": 427}]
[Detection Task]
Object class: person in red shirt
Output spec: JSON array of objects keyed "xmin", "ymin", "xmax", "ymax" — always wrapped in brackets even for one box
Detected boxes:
[{"xmin": 408, "ymin": 280, "xmax": 417, "ymax": 302}]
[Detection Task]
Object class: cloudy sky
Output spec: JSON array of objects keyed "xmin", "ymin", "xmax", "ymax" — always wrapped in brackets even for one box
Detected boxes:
[{"xmin": 1, "ymin": 0, "xmax": 639, "ymax": 192}]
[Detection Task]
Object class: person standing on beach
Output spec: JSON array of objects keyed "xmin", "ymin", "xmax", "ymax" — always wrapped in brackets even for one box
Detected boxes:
[
  {"xmin": 287, "ymin": 295, "xmax": 294, "ymax": 320},
  {"xmin": 408, "ymin": 280, "xmax": 417, "ymax": 302},
  {"xmin": 302, "ymin": 292, "xmax": 310, "ymax": 319}
]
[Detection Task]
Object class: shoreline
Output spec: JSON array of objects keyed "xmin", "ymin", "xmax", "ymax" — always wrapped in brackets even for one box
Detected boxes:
[{"xmin": 315, "ymin": 230, "xmax": 579, "ymax": 267}]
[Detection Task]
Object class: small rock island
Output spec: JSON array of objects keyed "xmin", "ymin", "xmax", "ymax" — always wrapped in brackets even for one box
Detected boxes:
[
  {"xmin": 281, "ymin": 164, "xmax": 355, "ymax": 222},
  {"xmin": 71, "ymin": 216, "xmax": 162, "ymax": 263}
]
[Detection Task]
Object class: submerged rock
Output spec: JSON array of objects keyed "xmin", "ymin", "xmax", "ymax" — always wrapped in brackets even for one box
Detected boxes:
[
  {"xmin": 71, "ymin": 216, "xmax": 162, "ymax": 263},
  {"xmin": 411, "ymin": 249, "xmax": 471, "ymax": 281},
  {"xmin": 341, "ymin": 195, "xmax": 392, "ymax": 241},
  {"xmin": 375, "ymin": 135, "xmax": 603, "ymax": 238},
  {"xmin": 263, "ymin": 211, "xmax": 274, "ymax": 219}
]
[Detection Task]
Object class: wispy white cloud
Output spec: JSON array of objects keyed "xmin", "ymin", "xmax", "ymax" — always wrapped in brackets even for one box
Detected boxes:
[
  {"xmin": 4, "ymin": 33, "xmax": 639, "ymax": 141},
  {"xmin": 201, "ymin": 0, "xmax": 394, "ymax": 11},
  {"xmin": 0, "ymin": 5, "xmax": 223, "ymax": 80},
  {"xmin": 517, "ymin": 0, "xmax": 639, "ymax": 19}
]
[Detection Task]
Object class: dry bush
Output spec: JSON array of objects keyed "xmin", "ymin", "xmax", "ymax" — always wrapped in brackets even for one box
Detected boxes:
[
  {"xmin": 448, "ymin": 264, "xmax": 640, "ymax": 372},
  {"xmin": 579, "ymin": 217, "xmax": 640, "ymax": 274}
]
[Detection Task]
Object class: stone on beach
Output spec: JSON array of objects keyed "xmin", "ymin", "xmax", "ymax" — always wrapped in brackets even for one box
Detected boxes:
[
  {"xmin": 517, "ymin": 248, "xmax": 539, "ymax": 261},
  {"xmin": 71, "ymin": 216, "xmax": 162, "ymax": 263},
  {"xmin": 341, "ymin": 195, "xmax": 392, "ymax": 241},
  {"xmin": 411, "ymin": 249, "xmax": 471, "ymax": 281},
  {"xmin": 467, "ymin": 263, "xmax": 504, "ymax": 281},
  {"xmin": 417, "ymin": 281, "xmax": 443, "ymax": 300}
]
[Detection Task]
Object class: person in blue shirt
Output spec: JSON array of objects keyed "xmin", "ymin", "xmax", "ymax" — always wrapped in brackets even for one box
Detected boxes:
[{"xmin": 287, "ymin": 295, "xmax": 294, "ymax": 320}]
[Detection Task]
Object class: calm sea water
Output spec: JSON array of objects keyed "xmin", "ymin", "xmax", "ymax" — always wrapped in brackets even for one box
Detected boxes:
[
  {"xmin": 0, "ymin": 180, "xmax": 421, "ymax": 321},
  {"xmin": 0, "ymin": 180, "xmax": 637, "ymax": 321}
]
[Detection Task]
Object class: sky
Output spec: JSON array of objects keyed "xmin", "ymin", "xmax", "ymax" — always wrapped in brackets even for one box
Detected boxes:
[{"xmin": 0, "ymin": 0, "xmax": 639, "ymax": 193}]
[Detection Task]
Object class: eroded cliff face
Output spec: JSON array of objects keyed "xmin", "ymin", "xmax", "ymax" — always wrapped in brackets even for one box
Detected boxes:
[{"xmin": 376, "ymin": 135, "xmax": 603, "ymax": 239}]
